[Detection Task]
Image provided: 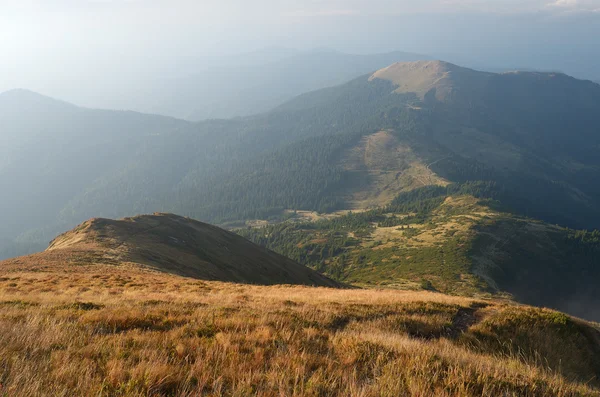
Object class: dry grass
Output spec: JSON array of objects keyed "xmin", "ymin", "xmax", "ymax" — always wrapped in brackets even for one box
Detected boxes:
[
  {"xmin": 361, "ymin": 195, "xmax": 494, "ymax": 252},
  {"xmin": 0, "ymin": 263, "xmax": 599, "ymax": 396},
  {"xmin": 369, "ymin": 60, "xmax": 491, "ymax": 102},
  {"xmin": 22, "ymin": 214, "xmax": 338, "ymax": 288}
]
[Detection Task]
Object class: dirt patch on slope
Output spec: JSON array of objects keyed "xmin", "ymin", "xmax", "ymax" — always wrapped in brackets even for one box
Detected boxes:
[{"xmin": 338, "ymin": 131, "xmax": 448, "ymax": 209}]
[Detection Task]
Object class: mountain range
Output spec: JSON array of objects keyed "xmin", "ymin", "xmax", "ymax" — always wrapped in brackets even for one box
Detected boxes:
[{"xmin": 2, "ymin": 59, "xmax": 600, "ymax": 319}]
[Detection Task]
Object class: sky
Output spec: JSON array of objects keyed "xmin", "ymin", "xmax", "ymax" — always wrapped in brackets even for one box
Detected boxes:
[{"xmin": 1, "ymin": 0, "xmax": 599, "ymax": 108}]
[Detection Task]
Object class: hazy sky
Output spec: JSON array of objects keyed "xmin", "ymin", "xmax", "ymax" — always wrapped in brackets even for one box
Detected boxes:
[{"xmin": 1, "ymin": 0, "xmax": 599, "ymax": 107}]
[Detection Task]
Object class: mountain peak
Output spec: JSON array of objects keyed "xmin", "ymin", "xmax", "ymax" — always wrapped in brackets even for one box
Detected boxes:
[
  {"xmin": 0, "ymin": 88, "xmax": 76, "ymax": 110},
  {"xmin": 1, "ymin": 88, "xmax": 55, "ymax": 100},
  {"xmin": 370, "ymin": 60, "xmax": 491, "ymax": 101},
  {"xmin": 1, "ymin": 88, "xmax": 41, "ymax": 97}
]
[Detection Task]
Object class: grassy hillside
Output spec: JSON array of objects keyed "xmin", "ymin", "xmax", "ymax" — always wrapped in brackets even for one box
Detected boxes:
[
  {"xmin": 2, "ymin": 214, "xmax": 337, "ymax": 287},
  {"xmin": 369, "ymin": 60, "xmax": 492, "ymax": 102},
  {"xmin": 239, "ymin": 188, "xmax": 600, "ymax": 321},
  {"xmin": 337, "ymin": 130, "xmax": 449, "ymax": 209},
  {"xmin": 0, "ymin": 260, "xmax": 599, "ymax": 396}
]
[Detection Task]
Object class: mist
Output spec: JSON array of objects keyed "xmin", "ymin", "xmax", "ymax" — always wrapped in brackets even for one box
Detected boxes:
[{"xmin": 1, "ymin": 0, "xmax": 600, "ymax": 114}]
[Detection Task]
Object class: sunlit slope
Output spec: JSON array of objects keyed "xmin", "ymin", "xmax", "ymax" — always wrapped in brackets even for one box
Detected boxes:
[
  {"xmin": 0, "ymin": 262, "xmax": 599, "ymax": 396},
  {"xmin": 240, "ymin": 192, "xmax": 600, "ymax": 321},
  {"xmin": 369, "ymin": 60, "xmax": 492, "ymax": 102},
  {"xmin": 338, "ymin": 130, "xmax": 449, "ymax": 209}
]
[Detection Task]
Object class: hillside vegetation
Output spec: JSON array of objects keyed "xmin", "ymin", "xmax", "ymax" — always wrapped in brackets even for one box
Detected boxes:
[
  {"xmin": 239, "ymin": 187, "xmax": 600, "ymax": 321},
  {"xmin": 0, "ymin": 260, "xmax": 599, "ymax": 396},
  {"xmin": 338, "ymin": 130, "xmax": 449, "ymax": 209}
]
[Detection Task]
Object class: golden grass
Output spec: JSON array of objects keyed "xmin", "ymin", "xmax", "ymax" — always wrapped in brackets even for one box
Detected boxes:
[
  {"xmin": 369, "ymin": 60, "xmax": 491, "ymax": 102},
  {"xmin": 1, "ymin": 263, "xmax": 599, "ymax": 396}
]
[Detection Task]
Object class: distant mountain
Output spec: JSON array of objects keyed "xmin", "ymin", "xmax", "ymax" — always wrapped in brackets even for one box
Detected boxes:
[
  {"xmin": 143, "ymin": 49, "xmax": 432, "ymax": 120},
  {"xmin": 2, "ymin": 60, "xmax": 600, "ymax": 262},
  {"xmin": 272, "ymin": 61, "xmax": 600, "ymax": 228},
  {"xmin": 1, "ymin": 213, "xmax": 338, "ymax": 287},
  {"xmin": 0, "ymin": 89, "xmax": 189, "ymax": 254}
]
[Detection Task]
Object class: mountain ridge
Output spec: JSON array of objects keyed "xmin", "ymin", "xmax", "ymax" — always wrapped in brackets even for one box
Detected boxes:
[{"xmin": 1, "ymin": 213, "xmax": 339, "ymax": 287}]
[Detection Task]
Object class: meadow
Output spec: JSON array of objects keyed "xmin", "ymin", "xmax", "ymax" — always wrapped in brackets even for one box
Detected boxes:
[{"xmin": 1, "ymin": 261, "xmax": 599, "ymax": 396}]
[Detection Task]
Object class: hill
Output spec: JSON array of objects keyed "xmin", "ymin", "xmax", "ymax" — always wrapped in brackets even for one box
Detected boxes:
[
  {"xmin": 0, "ymin": 89, "xmax": 190, "ymax": 258},
  {"xmin": 1, "ymin": 213, "xmax": 337, "ymax": 287},
  {"xmin": 1, "ymin": 260, "xmax": 599, "ymax": 396}
]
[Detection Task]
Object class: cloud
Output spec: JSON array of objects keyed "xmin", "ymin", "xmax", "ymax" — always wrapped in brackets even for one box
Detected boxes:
[
  {"xmin": 278, "ymin": 0, "xmax": 600, "ymax": 17},
  {"xmin": 551, "ymin": 0, "xmax": 578, "ymax": 5},
  {"xmin": 3, "ymin": 0, "xmax": 599, "ymax": 16},
  {"xmin": 547, "ymin": 0, "xmax": 600, "ymax": 11},
  {"xmin": 283, "ymin": 9, "xmax": 359, "ymax": 17}
]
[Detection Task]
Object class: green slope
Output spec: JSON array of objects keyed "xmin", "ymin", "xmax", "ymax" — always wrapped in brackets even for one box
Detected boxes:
[{"xmin": 238, "ymin": 187, "xmax": 600, "ymax": 321}]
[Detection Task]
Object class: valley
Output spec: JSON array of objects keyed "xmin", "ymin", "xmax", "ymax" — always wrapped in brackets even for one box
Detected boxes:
[{"xmin": 239, "ymin": 187, "xmax": 600, "ymax": 321}]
